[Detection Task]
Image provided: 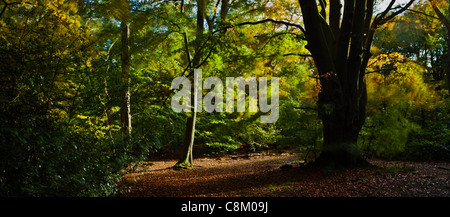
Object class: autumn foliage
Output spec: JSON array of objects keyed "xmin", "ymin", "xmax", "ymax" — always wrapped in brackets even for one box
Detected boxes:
[{"xmin": 0, "ymin": 0, "xmax": 449, "ymax": 196}]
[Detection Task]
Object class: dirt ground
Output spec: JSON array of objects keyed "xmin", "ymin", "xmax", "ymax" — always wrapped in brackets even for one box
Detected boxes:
[{"xmin": 117, "ymin": 153, "xmax": 450, "ymax": 197}]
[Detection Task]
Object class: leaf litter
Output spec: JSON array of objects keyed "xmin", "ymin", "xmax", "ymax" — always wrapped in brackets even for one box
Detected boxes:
[{"xmin": 117, "ymin": 153, "xmax": 449, "ymax": 197}]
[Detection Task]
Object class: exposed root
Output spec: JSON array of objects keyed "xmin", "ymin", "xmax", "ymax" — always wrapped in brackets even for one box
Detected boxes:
[{"xmin": 173, "ymin": 162, "xmax": 193, "ymax": 170}]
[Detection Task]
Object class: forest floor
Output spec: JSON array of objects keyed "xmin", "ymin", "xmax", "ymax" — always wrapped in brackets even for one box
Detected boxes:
[{"xmin": 118, "ymin": 152, "xmax": 449, "ymax": 197}]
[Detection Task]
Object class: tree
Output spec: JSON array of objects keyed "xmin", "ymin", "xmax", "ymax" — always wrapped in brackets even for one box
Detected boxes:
[
  {"xmin": 428, "ymin": 0, "xmax": 450, "ymax": 93},
  {"xmin": 0, "ymin": 0, "xmax": 142, "ymax": 196},
  {"xmin": 175, "ymin": 0, "xmax": 207, "ymax": 169},
  {"xmin": 297, "ymin": 0, "xmax": 414, "ymax": 168},
  {"xmin": 374, "ymin": 0, "xmax": 448, "ymax": 91},
  {"xmin": 120, "ymin": 0, "xmax": 132, "ymax": 138},
  {"xmin": 360, "ymin": 53, "xmax": 441, "ymax": 158},
  {"xmin": 174, "ymin": 0, "xmax": 282, "ymax": 168}
]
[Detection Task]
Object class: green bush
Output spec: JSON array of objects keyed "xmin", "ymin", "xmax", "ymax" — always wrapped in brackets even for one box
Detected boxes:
[
  {"xmin": 402, "ymin": 123, "xmax": 450, "ymax": 161},
  {"xmin": 132, "ymin": 106, "xmax": 185, "ymax": 154},
  {"xmin": 0, "ymin": 118, "xmax": 145, "ymax": 197},
  {"xmin": 205, "ymin": 142, "xmax": 240, "ymax": 155},
  {"xmin": 358, "ymin": 105, "xmax": 419, "ymax": 159},
  {"xmin": 276, "ymin": 99, "xmax": 323, "ymax": 161},
  {"xmin": 239, "ymin": 122, "xmax": 278, "ymax": 152}
]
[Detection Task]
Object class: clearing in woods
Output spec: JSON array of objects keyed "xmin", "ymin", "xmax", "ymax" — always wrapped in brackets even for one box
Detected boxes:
[{"xmin": 118, "ymin": 153, "xmax": 450, "ymax": 197}]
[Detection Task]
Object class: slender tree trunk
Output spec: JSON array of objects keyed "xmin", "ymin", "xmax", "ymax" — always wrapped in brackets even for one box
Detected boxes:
[
  {"xmin": 446, "ymin": 27, "xmax": 450, "ymax": 94},
  {"xmin": 445, "ymin": 29, "xmax": 450, "ymax": 95},
  {"xmin": 120, "ymin": 20, "xmax": 132, "ymax": 138},
  {"xmin": 177, "ymin": 85, "xmax": 197, "ymax": 167},
  {"xmin": 175, "ymin": 0, "xmax": 205, "ymax": 169}
]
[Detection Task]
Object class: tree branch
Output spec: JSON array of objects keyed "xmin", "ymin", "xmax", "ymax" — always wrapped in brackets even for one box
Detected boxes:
[
  {"xmin": 365, "ymin": 67, "xmax": 397, "ymax": 74},
  {"xmin": 294, "ymin": 106, "xmax": 318, "ymax": 111},
  {"xmin": 319, "ymin": 0, "xmax": 327, "ymax": 20},
  {"xmin": 376, "ymin": 0, "xmax": 396, "ymax": 20},
  {"xmin": 1, "ymin": 0, "xmax": 8, "ymax": 19},
  {"xmin": 234, "ymin": 18, "xmax": 306, "ymax": 35},
  {"xmin": 1, "ymin": 1, "xmax": 31, "ymax": 19},
  {"xmin": 383, "ymin": 0, "xmax": 415, "ymax": 22},
  {"xmin": 406, "ymin": 8, "xmax": 439, "ymax": 20},
  {"xmin": 361, "ymin": 0, "xmax": 414, "ymax": 78},
  {"xmin": 374, "ymin": 0, "xmax": 415, "ymax": 27},
  {"xmin": 429, "ymin": 0, "xmax": 450, "ymax": 29},
  {"xmin": 282, "ymin": 53, "xmax": 312, "ymax": 57}
]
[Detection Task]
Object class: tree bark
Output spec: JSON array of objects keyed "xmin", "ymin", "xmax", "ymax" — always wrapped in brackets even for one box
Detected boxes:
[
  {"xmin": 298, "ymin": 0, "xmax": 367, "ymax": 168},
  {"xmin": 446, "ymin": 2, "xmax": 450, "ymax": 94},
  {"xmin": 445, "ymin": 27, "xmax": 450, "ymax": 95},
  {"xmin": 120, "ymin": 19, "xmax": 132, "ymax": 138},
  {"xmin": 220, "ymin": 0, "xmax": 229, "ymax": 21},
  {"xmin": 176, "ymin": 86, "xmax": 197, "ymax": 168},
  {"xmin": 175, "ymin": 0, "xmax": 206, "ymax": 169},
  {"xmin": 298, "ymin": 0, "xmax": 414, "ymax": 168}
]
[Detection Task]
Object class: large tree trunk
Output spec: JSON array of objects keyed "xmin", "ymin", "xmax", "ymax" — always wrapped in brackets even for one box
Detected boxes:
[
  {"xmin": 120, "ymin": 19, "xmax": 132, "ymax": 138},
  {"xmin": 298, "ymin": 0, "xmax": 413, "ymax": 168},
  {"xmin": 298, "ymin": 0, "xmax": 366, "ymax": 168}
]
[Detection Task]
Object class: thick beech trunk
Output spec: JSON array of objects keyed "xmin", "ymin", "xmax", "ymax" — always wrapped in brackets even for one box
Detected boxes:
[{"xmin": 299, "ymin": 0, "xmax": 413, "ymax": 168}]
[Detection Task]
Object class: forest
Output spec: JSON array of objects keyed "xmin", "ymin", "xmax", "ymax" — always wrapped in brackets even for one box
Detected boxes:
[{"xmin": 0, "ymin": 0, "xmax": 449, "ymax": 197}]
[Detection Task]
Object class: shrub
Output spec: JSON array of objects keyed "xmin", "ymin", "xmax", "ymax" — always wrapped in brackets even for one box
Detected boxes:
[
  {"xmin": 239, "ymin": 122, "xmax": 278, "ymax": 152},
  {"xmin": 205, "ymin": 142, "xmax": 240, "ymax": 155},
  {"xmin": 0, "ymin": 119, "xmax": 143, "ymax": 197},
  {"xmin": 358, "ymin": 105, "xmax": 419, "ymax": 159},
  {"xmin": 402, "ymin": 123, "xmax": 450, "ymax": 161}
]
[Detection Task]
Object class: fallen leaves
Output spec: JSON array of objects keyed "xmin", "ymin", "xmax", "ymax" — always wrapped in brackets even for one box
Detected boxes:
[{"xmin": 117, "ymin": 154, "xmax": 449, "ymax": 197}]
